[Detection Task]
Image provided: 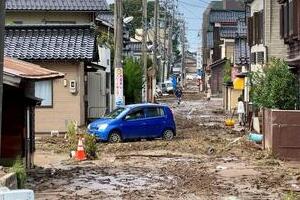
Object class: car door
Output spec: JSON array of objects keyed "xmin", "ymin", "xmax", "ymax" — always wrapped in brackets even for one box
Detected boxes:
[
  {"xmin": 144, "ymin": 107, "xmax": 166, "ymax": 138},
  {"xmin": 121, "ymin": 108, "xmax": 147, "ymax": 139}
]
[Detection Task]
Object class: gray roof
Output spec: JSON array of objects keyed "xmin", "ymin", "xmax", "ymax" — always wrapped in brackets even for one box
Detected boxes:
[
  {"xmin": 96, "ymin": 11, "xmax": 114, "ymax": 27},
  {"xmin": 234, "ymin": 38, "xmax": 250, "ymax": 65},
  {"xmin": 124, "ymin": 42, "xmax": 152, "ymax": 53},
  {"xmin": 5, "ymin": 0, "xmax": 108, "ymax": 11},
  {"xmin": 5, "ymin": 25, "xmax": 97, "ymax": 61}
]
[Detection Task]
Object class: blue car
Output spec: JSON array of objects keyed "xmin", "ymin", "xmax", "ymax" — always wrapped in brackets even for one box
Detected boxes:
[{"xmin": 87, "ymin": 104, "xmax": 176, "ymax": 143}]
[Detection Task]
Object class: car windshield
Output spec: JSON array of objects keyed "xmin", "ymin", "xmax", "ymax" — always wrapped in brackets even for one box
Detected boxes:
[{"xmin": 104, "ymin": 107, "xmax": 126, "ymax": 119}]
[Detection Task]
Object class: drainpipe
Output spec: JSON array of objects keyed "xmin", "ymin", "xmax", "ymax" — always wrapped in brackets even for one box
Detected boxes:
[{"xmin": 26, "ymin": 107, "xmax": 31, "ymax": 169}]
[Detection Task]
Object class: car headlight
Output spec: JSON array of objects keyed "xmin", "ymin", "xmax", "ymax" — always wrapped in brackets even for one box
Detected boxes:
[{"xmin": 97, "ymin": 124, "xmax": 108, "ymax": 131}]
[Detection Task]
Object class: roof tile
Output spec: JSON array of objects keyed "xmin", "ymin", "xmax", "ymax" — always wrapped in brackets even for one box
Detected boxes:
[
  {"xmin": 4, "ymin": 25, "xmax": 96, "ymax": 61},
  {"xmin": 5, "ymin": 0, "xmax": 108, "ymax": 11},
  {"xmin": 4, "ymin": 57, "xmax": 64, "ymax": 79}
]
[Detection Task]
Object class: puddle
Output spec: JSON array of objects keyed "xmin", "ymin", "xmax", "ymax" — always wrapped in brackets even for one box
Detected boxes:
[{"xmin": 64, "ymin": 169, "xmax": 175, "ymax": 197}]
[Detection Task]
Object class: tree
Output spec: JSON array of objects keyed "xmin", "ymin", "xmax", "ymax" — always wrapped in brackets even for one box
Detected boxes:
[
  {"xmin": 223, "ymin": 60, "xmax": 231, "ymax": 83},
  {"xmin": 251, "ymin": 58, "xmax": 298, "ymax": 110},
  {"xmin": 124, "ymin": 58, "xmax": 143, "ymax": 104},
  {"xmin": 110, "ymin": 0, "xmax": 155, "ymax": 36}
]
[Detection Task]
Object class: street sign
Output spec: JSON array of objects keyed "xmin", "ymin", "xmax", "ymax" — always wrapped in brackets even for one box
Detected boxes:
[{"xmin": 114, "ymin": 68, "xmax": 124, "ymax": 107}]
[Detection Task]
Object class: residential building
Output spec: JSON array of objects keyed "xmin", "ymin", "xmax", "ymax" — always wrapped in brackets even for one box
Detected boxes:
[
  {"xmin": 3, "ymin": 57, "xmax": 63, "ymax": 167},
  {"xmin": 202, "ymin": 0, "xmax": 248, "ymax": 97},
  {"xmin": 277, "ymin": 0, "xmax": 300, "ymax": 79},
  {"xmin": 4, "ymin": 0, "xmax": 110, "ymax": 133},
  {"xmin": 247, "ymin": 0, "xmax": 287, "ymax": 72}
]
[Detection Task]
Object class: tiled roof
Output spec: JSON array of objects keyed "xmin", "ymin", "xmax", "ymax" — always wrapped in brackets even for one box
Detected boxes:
[
  {"xmin": 96, "ymin": 11, "xmax": 114, "ymax": 27},
  {"xmin": 5, "ymin": 0, "xmax": 108, "ymax": 11},
  {"xmin": 210, "ymin": 10, "xmax": 245, "ymax": 23},
  {"xmin": 210, "ymin": 1, "xmax": 224, "ymax": 10},
  {"xmin": 5, "ymin": 25, "xmax": 96, "ymax": 61},
  {"xmin": 124, "ymin": 42, "xmax": 152, "ymax": 53},
  {"xmin": 234, "ymin": 38, "xmax": 250, "ymax": 65},
  {"xmin": 4, "ymin": 57, "xmax": 64, "ymax": 79},
  {"xmin": 220, "ymin": 26, "xmax": 238, "ymax": 38}
]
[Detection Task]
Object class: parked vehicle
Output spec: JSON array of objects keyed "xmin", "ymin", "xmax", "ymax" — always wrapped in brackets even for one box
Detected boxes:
[
  {"xmin": 155, "ymin": 85, "xmax": 163, "ymax": 97},
  {"xmin": 87, "ymin": 104, "xmax": 176, "ymax": 143},
  {"xmin": 159, "ymin": 82, "xmax": 167, "ymax": 93},
  {"xmin": 164, "ymin": 80, "xmax": 174, "ymax": 93}
]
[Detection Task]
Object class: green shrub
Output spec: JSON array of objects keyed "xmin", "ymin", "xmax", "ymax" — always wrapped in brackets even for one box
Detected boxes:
[
  {"xmin": 9, "ymin": 157, "xmax": 26, "ymax": 189},
  {"xmin": 83, "ymin": 133, "xmax": 98, "ymax": 159},
  {"xmin": 66, "ymin": 121, "xmax": 78, "ymax": 152},
  {"xmin": 251, "ymin": 58, "xmax": 298, "ymax": 110},
  {"xmin": 67, "ymin": 121, "xmax": 97, "ymax": 159},
  {"xmin": 124, "ymin": 58, "xmax": 143, "ymax": 104},
  {"xmin": 223, "ymin": 60, "xmax": 232, "ymax": 83}
]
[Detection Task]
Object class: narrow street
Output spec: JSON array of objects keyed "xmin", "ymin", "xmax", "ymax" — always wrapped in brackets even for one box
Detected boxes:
[{"xmin": 28, "ymin": 81, "xmax": 298, "ymax": 200}]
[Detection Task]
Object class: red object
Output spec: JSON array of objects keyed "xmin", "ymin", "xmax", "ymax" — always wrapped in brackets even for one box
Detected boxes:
[{"xmin": 75, "ymin": 137, "xmax": 87, "ymax": 161}]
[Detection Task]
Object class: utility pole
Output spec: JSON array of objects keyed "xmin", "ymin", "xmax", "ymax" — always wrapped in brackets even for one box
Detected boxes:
[
  {"xmin": 142, "ymin": 0, "xmax": 148, "ymax": 102},
  {"xmin": 0, "ymin": 0, "xmax": 5, "ymax": 158},
  {"xmin": 167, "ymin": 0, "xmax": 174, "ymax": 79},
  {"xmin": 162, "ymin": 0, "xmax": 167, "ymax": 83},
  {"xmin": 152, "ymin": 0, "xmax": 159, "ymax": 103},
  {"xmin": 181, "ymin": 21, "xmax": 185, "ymax": 87},
  {"xmin": 114, "ymin": 0, "xmax": 124, "ymax": 107}
]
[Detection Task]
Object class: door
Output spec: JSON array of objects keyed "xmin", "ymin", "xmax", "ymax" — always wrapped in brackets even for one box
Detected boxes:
[
  {"xmin": 87, "ymin": 71, "xmax": 106, "ymax": 121},
  {"xmin": 121, "ymin": 108, "xmax": 147, "ymax": 139},
  {"xmin": 144, "ymin": 107, "xmax": 166, "ymax": 138}
]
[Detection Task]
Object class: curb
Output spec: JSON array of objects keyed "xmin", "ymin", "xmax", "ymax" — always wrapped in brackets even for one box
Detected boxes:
[{"xmin": 0, "ymin": 173, "xmax": 17, "ymax": 189}]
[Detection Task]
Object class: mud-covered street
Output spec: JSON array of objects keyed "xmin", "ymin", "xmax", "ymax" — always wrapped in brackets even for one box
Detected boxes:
[{"xmin": 29, "ymin": 84, "xmax": 300, "ymax": 200}]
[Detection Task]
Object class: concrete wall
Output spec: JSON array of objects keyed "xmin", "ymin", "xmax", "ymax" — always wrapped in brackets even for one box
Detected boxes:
[
  {"xmin": 6, "ymin": 12, "xmax": 91, "ymax": 25},
  {"xmin": 263, "ymin": 109, "xmax": 300, "ymax": 161},
  {"xmin": 35, "ymin": 61, "xmax": 85, "ymax": 133}
]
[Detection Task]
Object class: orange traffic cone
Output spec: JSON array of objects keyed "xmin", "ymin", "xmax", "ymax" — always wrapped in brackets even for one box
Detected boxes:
[{"xmin": 75, "ymin": 137, "xmax": 87, "ymax": 161}]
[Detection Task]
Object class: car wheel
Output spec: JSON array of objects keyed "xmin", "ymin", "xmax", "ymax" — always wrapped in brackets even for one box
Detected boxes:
[
  {"xmin": 108, "ymin": 131, "xmax": 122, "ymax": 143},
  {"xmin": 162, "ymin": 129, "xmax": 174, "ymax": 141}
]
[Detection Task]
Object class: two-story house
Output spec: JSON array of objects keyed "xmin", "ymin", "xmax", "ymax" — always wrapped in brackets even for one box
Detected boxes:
[
  {"xmin": 5, "ymin": 0, "xmax": 110, "ymax": 133},
  {"xmin": 278, "ymin": 0, "xmax": 300, "ymax": 82},
  {"xmin": 247, "ymin": 0, "xmax": 287, "ymax": 72}
]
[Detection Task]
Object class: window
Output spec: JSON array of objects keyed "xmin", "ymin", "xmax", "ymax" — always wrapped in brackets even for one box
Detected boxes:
[
  {"xmin": 251, "ymin": 52, "xmax": 256, "ymax": 64},
  {"xmin": 247, "ymin": 11, "xmax": 264, "ymax": 46},
  {"xmin": 105, "ymin": 107, "xmax": 125, "ymax": 119},
  {"xmin": 125, "ymin": 108, "xmax": 145, "ymax": 120},
  {"xmin": 257, "ymin": 52, "xmax": 264, "ymax": 64},
  {"xmin": 146, "ymin": 107, "xmax": 165, "ymax": 118},
  {"xmin": 289, "ymin": 0, "xmax": 294, "ymax": 35},
  {"xmin": 280, "ymin": 0, "xmax": 299, "ymax": 40},
  {"xmin": 35, "ymin": 80, "xmax": 53, "ymax": 107},
  {"xmin": 13, "ymin": 21, "xmax": 23, "ymax": 24}
]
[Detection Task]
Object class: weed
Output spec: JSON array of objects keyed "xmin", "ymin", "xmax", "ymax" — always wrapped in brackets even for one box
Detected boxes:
[
  {"xmin": 9, "ymin": 157, "xmax": 26, "ymax": 189},
  {"xmin": 283, "ymin": 191, "xmax": 300, "ymax": 200}
]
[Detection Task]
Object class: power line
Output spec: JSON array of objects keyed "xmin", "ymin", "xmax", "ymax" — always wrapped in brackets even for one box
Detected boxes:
[{"xmin": 178, "ymin": 0, "xmax": 207, "ymax": 8}]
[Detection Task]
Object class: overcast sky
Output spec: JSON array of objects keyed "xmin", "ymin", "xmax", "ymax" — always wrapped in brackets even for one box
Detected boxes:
[{"xmin": 106, "ymin": 0, "xmax": 211, "ymax": 52}]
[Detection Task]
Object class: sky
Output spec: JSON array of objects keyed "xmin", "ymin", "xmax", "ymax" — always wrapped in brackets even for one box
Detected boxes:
[{"xmin": 106, "ymin": 0, "xmax": 211, "ymax": 52}]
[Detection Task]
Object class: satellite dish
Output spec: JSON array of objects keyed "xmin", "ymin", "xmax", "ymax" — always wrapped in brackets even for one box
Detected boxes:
[{"xmin": 123, "ymin": 16, "xmax": 134, "ymax": 24}]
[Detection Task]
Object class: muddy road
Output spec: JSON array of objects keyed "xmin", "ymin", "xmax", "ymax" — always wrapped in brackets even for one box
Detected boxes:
[{"xmin": 30, "ymin": 85, "xmax": 299, "ymax": 200}]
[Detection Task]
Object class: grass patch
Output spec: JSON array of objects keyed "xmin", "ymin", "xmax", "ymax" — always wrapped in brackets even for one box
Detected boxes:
[{"xmin": 9, "ymin": 157, "xmax": 26, "ymax": 189}]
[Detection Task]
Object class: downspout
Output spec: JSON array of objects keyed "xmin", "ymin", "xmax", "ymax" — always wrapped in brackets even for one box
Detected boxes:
[{"xmin": 26, "ymin": 106, "xmax": 31, "ymax": 169}]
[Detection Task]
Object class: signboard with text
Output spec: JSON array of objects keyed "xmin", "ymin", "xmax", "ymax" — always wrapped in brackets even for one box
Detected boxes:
[{"xmin": 114, "ymin": 68, "xmax": 124, "ymax": 107}]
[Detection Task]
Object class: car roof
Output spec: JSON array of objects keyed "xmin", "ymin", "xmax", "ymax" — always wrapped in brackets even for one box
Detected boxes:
[{"xmin": 125, "ymin": 103, "xmax": 167, "ymax": 109}]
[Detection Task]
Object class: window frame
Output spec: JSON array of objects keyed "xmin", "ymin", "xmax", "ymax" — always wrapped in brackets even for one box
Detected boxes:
[
  {"xmin": 124, "ymin": 108, "xmax": 146, "ymax": 121},
  {"xmin": 145, "ymin": 107, "xmax": 165, "ymax": 119},
  {"xmin": 35, "ymin": 79, "xmax": 54, "ymax": 108}
]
